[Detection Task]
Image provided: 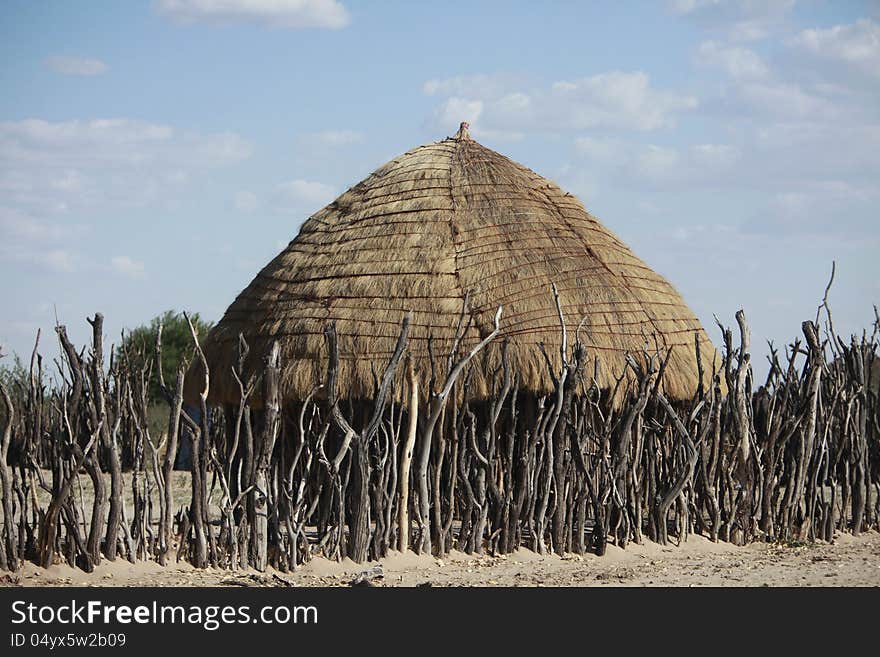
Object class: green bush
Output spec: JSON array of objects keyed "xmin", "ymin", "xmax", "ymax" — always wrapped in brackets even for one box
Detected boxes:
[{"xmin": 116, "ymin": 310, "xmax": 213, "ymax": 403}]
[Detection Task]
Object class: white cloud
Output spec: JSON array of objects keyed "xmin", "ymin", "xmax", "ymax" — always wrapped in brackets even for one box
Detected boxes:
[
  {"xmin": 742, "ymin": 184, "xmax": 879, "ymax": 239},
  {"xmin": 0, "ymin": 118, "xmax": 252, "ymax": 214},
  {"xmin": 300, "ymin": 130, "xmax": 364, "ymax": 146},
  {"xmin": 0, "ymin": 244, "xmax": 79, "ymax": 273},
  {"xmin": 0, "ymin": 207, "xmax": 77, "ymax": 242},
  {"xmin": 671, "ymin": 0, "xmax": 795, "ymax": 42},
  {"xmin": 748, "ymin": 122, "xmax": 880, "ymax": 193},
  {"xmin": 41, "ymin": 250, "xmax": 77, "ymax": 273},
  {"xmin": 110, "ymin": 255, "xmax": 146, "ymax": 278},
  {"xmin": 0, "ymin": 205, "xmax": 93, "ymax": 281},
  {"xmin": 50, "ymin": 169, "xmax": 86, "ymax": 192},
  {"xmin": 727, "ymin": 21, "xmax": 771, "ymax": 42},
  {"xmin": 45, "ymin": 56, "xmax": 107, "ymax": 76},
  {"xmin": 691, "ymin": 143, "xmax": 739, "ymax": 166},
  {"xmin": 553, "ymin": 72, "xmax": 698, "ymax": 131},
  {"xmin": 276, "ymin": 179, "xmax": 336, "ymax": 209},
  {"xmin": 425, "ymin": 72, "xmax": 697, "ymax": 136},
  {"xmin": 633, "ymin": 145, "xmax": 682, "ymax": 180},
  {"xmin": 787, "ymin": 19, "xmax": 880, "ymax": 74},
  {"xmin": 670, "ymin": 0, "xmax": 795, "ymax": 18},
  {"xmin": 670, "ymin": 222, "xmax": 736, "ymax": 242},
  {"xmin": 670, "ymin": 0, "xmax": 723, "ymax": 14},
  {"xmin": 0, "ymin": 119, "xmax": 251, "ymax": 167},
  {"xmin": 697, "ymin": 41, "xmax": 768, "ymax": 79},
  {"xmin": 189, "ymin": 131, "xmax": 253, "ymax": 163},
  {"xmin": 431, "ymin": 97, "xmax": 484, "ymax": 133},
  {"xmin": 573, "ymin": 136, "xmax": 627, "ymax": 165},
  {"xmin": 155, "ymin": 0, "xmax": 350, "ymax": 29},
  {"xmin": 233, "ymin": 190, "xmax": 259, "ymax": 212},
  {"xmin": 735, "ymin": 81, "xmax": 837, "ymax": 119},
  {"xmin": 691, "ymin": 15, "xmax": 877, "ymax": 170},
  {"xmin": 423, "ymin": 74, "xmax": 523, "ymax": 99},
  {"xmin": 570, "ymin": 137, "xmax": 740, "ymax": 188}
]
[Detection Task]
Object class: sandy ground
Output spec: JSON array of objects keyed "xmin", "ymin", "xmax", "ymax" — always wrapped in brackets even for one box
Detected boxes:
[
  {"xmin": 2, "ymin": 530, "xmax": 878, "ymax": 588},
  {"xmin": 18, "ymin": 469, "xmax": 876, "ymax": 586}
]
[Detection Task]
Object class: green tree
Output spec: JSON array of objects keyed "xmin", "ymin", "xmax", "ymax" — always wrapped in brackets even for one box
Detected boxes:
[
  {"xmin": 0, "ymin": 354, "xmax": 27, "ymax": 391},
  {"xmin": 0, "ymin": 354, "xmax": 28, "ymax": 427},
  {"xmin": 116, "ymin": 311, "xmax": 213, "ymax": 403}
]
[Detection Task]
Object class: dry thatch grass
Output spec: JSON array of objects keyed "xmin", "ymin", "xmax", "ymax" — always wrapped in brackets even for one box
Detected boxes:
[{"xmin": 187, "ymin": 124, "xmax": 720, "ymax": 406}]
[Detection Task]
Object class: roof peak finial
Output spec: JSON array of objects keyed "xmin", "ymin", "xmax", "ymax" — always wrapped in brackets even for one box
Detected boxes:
[{"xmin": 454, "ymin": 121, "xmax": 472, "ymax": 141}]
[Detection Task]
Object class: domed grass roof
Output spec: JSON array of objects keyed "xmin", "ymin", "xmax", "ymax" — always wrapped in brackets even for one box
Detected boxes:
[{"xmin": 187, "ymin": 123, "xmax": 719, "ymax": 406}]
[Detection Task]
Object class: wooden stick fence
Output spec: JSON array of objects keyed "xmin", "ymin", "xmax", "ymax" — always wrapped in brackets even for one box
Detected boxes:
[{"xmin": 0, "ymin": 298, "xmax": 877, "ymax": 573}]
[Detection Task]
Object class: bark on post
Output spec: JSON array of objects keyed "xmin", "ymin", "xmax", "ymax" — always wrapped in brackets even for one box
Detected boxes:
[
  {"xmin": 55, "ymin": 324, "xmax": 106, "ymax": 566},
  {"xmin": 733, "ymin": 310, "xmax": 753, "ymax": 464},
  {"xmin": 180, "ymin": 315, "xmax": 211, "ymax": 568},
  {"xmin": 0, "ymin": 379, "xmax": 18, "ymax": 570},
  {"xmin": 796, "ymin": 320, "xmax": 823, "ymax": 538},
  {"xmin": 253, "ymin": 342, "xmax": 281, "ymax": 571},
  {"xmin": 88, "ymin": 314, "xmax": 124, "ymax": 561},
  {"xmin": 397, "ymin": 357, "xmax": 418, "ymax": 552},
  {"xmin": 159, "ymin": 367, "xmax": 184, "ymax": 565}
]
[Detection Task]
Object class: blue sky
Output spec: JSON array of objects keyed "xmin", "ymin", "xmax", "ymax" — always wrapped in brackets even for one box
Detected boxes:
[{"xmin": 1, "ymin": 0, "xmax": 878, "ymax": 375}]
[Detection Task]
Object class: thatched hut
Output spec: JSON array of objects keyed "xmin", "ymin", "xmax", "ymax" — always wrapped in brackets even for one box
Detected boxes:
[{"xmin": 186, "ymin": 122, "xmax": 717, "ymax": 406}]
